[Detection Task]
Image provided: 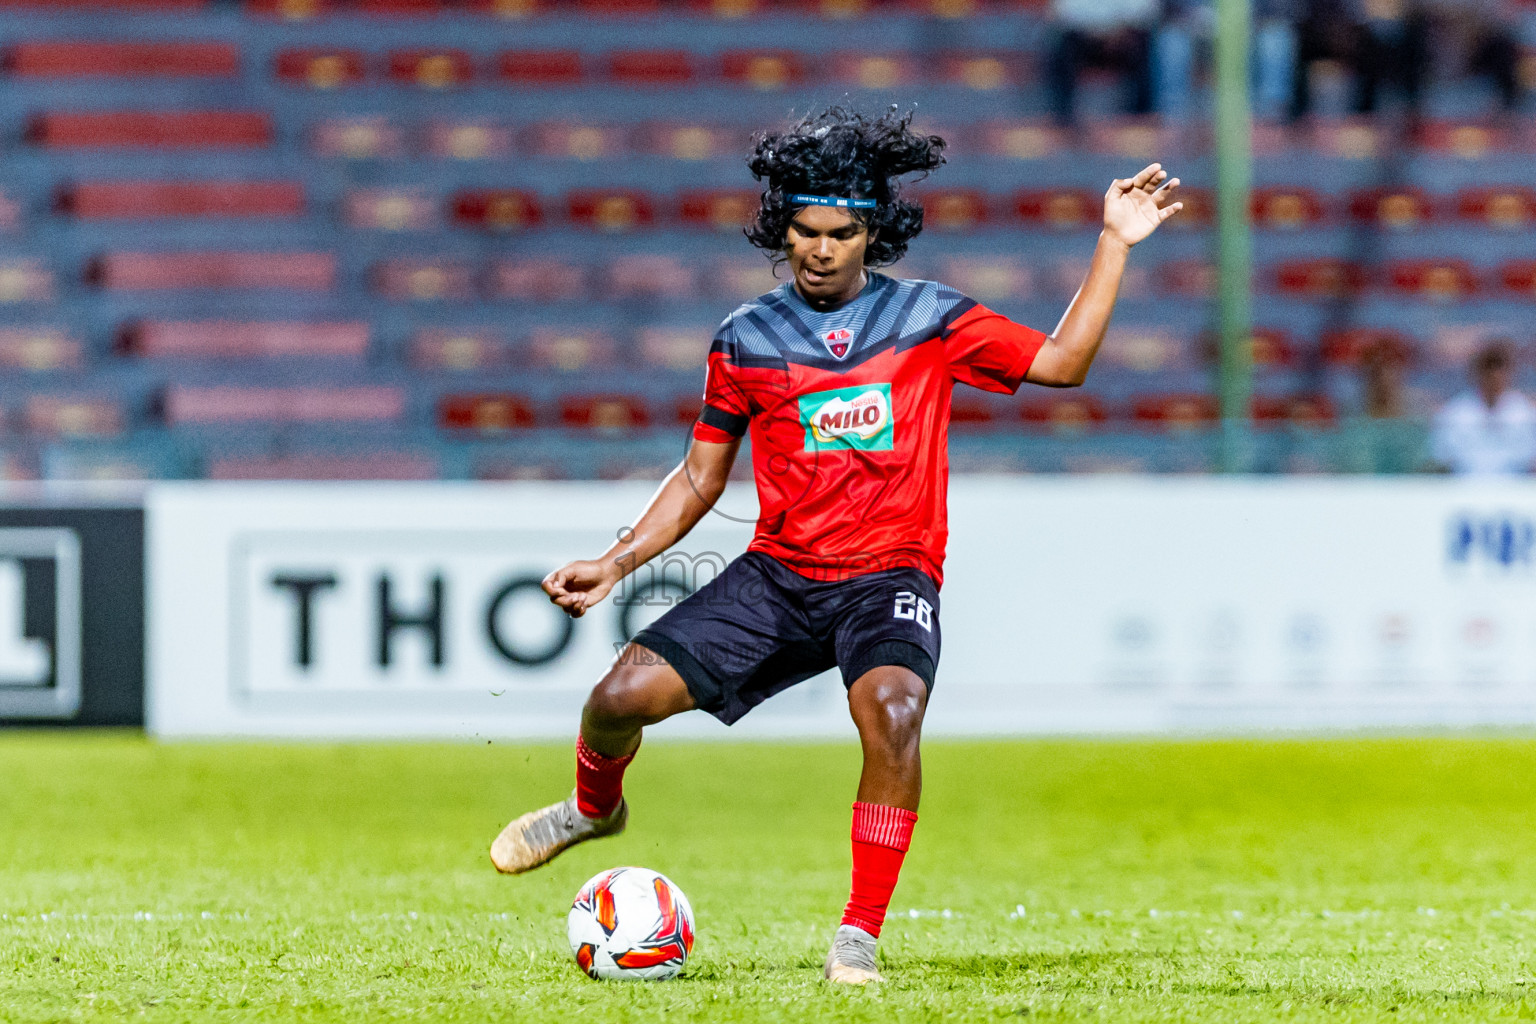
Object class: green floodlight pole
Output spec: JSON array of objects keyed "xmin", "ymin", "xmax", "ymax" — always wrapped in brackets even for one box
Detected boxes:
[{"xmin": 1215, "ymin": 0, "xmax": 1254, "ymax": 472}]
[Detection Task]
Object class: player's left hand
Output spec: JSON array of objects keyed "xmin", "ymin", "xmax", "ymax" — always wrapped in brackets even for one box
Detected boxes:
[{"xmin": 1103, "ymin": 163, "xmax": 1182, "ymax": 248}]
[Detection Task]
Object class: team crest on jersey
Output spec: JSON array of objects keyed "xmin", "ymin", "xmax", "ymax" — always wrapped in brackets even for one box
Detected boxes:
[
  {"xmin": 822, "ymin": 328, "xmax": 853, "ymax": 359},
  {"xmin": 800, "ymin": 383, "xmax": 894, "ymax": 451}
]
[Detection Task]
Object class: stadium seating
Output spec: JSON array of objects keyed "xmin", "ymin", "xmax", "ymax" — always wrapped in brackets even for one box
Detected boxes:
[{"xmin": 0, "ymin": 0, "xmax": 1524, "ymax": 479}]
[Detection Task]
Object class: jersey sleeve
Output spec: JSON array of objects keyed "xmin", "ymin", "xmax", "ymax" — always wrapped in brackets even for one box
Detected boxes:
[
  {"xmin": 693, "ymin": 318, "xmax": 752, "ymax": 443},
  {"xmin": 943, "ymin": 301, "xmax": 1049, "ymax": 395}
]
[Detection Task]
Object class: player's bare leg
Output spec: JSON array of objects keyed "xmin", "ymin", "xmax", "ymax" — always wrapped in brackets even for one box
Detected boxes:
[
  {"xmin": 825, "ymin": 665, "xmax": 928, "ymax": 984},
  {"xmin": 489, "ymin": 645, "xmax": 695, "ymax": 874}
]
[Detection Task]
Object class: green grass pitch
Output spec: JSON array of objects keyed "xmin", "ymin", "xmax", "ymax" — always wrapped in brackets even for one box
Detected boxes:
[{"xmin": 5, "ymin": 732, "xmax": 1536, "ymax": 1022}]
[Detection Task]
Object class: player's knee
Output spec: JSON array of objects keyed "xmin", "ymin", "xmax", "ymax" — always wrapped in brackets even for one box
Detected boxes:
[
  {"xmin": 856, "ymin": 668, "xmax": 928, "ymax": 749},
  {"xmin": 585, "ymin": 666, "xmax": 671, "ymax": 728}
]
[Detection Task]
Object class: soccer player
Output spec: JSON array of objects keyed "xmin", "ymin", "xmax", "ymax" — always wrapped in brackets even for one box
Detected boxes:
[{"xmin": 490, "ymin": 107, "xmax": 1181, "ymax": 984}]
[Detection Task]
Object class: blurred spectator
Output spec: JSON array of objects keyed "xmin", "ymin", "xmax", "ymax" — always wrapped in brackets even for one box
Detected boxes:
[
  {"xmin": 1048, "ymin": 0, "xmax": 1158, "ymax": 126},
  {"xmin": 1289, "ymin": 0, "xmax": 1521, "ymax": 120},
  {"xmin": 1155, "ymin": 0, "xmax": 1303, "ymax": 121},
  {"xmin": 1429, "ymin": 340, "xmax": 1536, "ymax": 475},
  {"xmin": 1346, "ymin": 335, "xmax": 1429, "ymax": 473}
]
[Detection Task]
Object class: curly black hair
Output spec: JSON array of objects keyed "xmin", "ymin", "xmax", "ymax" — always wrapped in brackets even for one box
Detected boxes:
[{"xmin": 745, "ymin": 106, "xmax": 945, "ymax": 268}]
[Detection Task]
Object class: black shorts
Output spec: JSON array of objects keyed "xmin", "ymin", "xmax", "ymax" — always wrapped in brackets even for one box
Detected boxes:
[{"xmin": 630, "ymin": 551, "xmax": 941, "ymax": 725}]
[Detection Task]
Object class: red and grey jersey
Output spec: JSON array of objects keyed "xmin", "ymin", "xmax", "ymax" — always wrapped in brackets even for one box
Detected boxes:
[{"xmin": 693, "ymin": 271, "xmax": 1047, "ymax": 587}]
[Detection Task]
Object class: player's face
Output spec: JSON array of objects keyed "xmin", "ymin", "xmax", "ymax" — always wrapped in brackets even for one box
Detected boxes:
[{"xmin": 784, "ymin": 207, "xmax": 873, "ymax": 309}]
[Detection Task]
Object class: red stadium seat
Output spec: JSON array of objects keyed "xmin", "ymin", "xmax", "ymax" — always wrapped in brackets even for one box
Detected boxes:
[
  {"xmin": 605, "ymin": 50, "xmax": 695, "ymax": 86},
  {"xmin": 934, "ymin": 256, "xmax": 1033, "ymax": 302},
  {"xmin": 452, "ymin": 189, "xmax": 543, "ymax": 231},
  {"xmin": 245, "ymin": 0, "xmax": 330, "ymax": 17},
  {"xmin": 1250, "ymin": 187, "xmax": 1328, "ymax": 230},
  {"xmin": 523, "ymin": 122, "xmax": 624, "ymax": 161},
  {"xmin": 60, "ymin": 181, "xmax": 304, "ymax": 220},
  {"xmin": 949, "ymin": 394, "xmax": 1001, "ymax": 429},
  {"xmin": 705, "ymin": 256, "xmax": 780, "ymax": 298},
  {"xmin": 123, "ymin": 321, "xmax": 368, "ymax": 359},
  {"xmin": 671, "ymin": 394, "xmax": 703, "ymax": 426},
  {"xmin": 978, "ymin": 121, "xmax": 1066, "ymax": 160},
  {"xmin": 1270, "ymin": 259, "xmax": 1365, "ymax": 298},
  {"xmin": 685, "ymin": 0, "xmax": 768, "ymax": 15},
  {"xmin": 559, "ymin": 394, "xmax": 651, "ymax": 431},
  {"xmin": 9, "ymin": 41, "xmax": 237, "ymax": 78},
  {"xmin": 635, "ymin": 123, "xmax": 739, "ymax": 161},
  {"xmin": 487, "ymin": 259, "xmax": 588, "ymax": 301},
  {"xmin": 23, "ymin": 395, "xmax": 124, "ymax": 437},
  {"xmin": 1084, "ymin": 117, "xmax": 1180, "ymax": 159},
  {"xmin": 1348, "ymin": 188, "xmax": 1434, "ymax": 230},
  {"xmin": 0, "ymin": 328, "xmax": 81, "ymax": 370},
  {"xmin": 638, "ymin": 328, "xmax": 709, "ymax": 372},
  {"xmin": 370, "ymin": 259, "xmax": 475, "ymax": 301},
  {"xmin": 355, "ymin": 0, "xmax": 444, "ymax": 13},
  {"xmin": 94, "ymin": 252, "xmax": 334, "ymax": 291},
  {"xmin": 209, "ymin": 453, "xmax": 438, "ymax": 481},
  {"xmin": 606, "ymin": 255, "xmax": 697, "ymax": 300},
  {"xmin": 470, "ymin": 0, "xmax": 546, "ymax": 17},
  {"xmin": 0, "ymin": 260, "xmax": 55, "ymax": 303},
  {"xmin": 1160, "ymin": 260, "xmax": 1214, "ymax": 298},
  {"xmin": 1497, "ymin": 261, "xmax": 1536, "ymax": 299},
  {"xmin": 387, "ymin": 50, "xmax": 474, "ymax": 89},
  {"xmin": 527, "ymin": 328, "xmax": 618, "ymax": 371},
  {"xmin": 1162, "ymin": 185, "xmax": 1212, "ymax": 230},
  {"xmin": 1199, "ymin": 327, "xmax": 1296, "ymax": 369},
  {"xmin": 829, "ymin": 53, "xmax": 919, "ymax": 89},
  {"xmin": 1018, "ymin": 394, "xmax": 1107, "ymax": 432},
  {"xmin": 1250, "ymin": 394, "xmax": 1336, "ymax": 428},
  {"xmin": 31, "ymin": 111, "xmax": 271, "ymax": 150},
  {"xmin": 677, "ymin": 190, "xmax": 757, "ymax": 232},
  {"xmin": 936, "ymin": 53, "xmax": 1022, "ymax": 90},
  {"xmin": 409, "ymin": 329, "xmax": 513, "ymax": 370},
  {"xmin": 1381, "ymin": 259, "xmax": 1477, "ymax": 302},
  {"xmin": 343, "ymin": 189, "xmax": 438, "ymax": 231},
  {"xmin": 565, "ymin": 190, "xmax": 656, "ymax": 231},
  {"xmin": 309, "ymin": 117, "xmax": 406, "ymax": 159},
  {"xmin": 0, "ymin": 0, "xmax": 204, "ymax": 9},
  {"xmin": 574, "ymin": 0, "xmax": 660, "ymax": 12},
  {"xmin": 1099, "ymin": 327, "xmax": 1191, "ymax": 372},
  {"xmin": 164, "ymin": 385, "xmax": 406, "ymax": 425},
  {"xmin": 1416, "ymin": 119, "xmax": 1508, "ymax": 158},
  {"xmin": 1009, "ymin": 189, "xmax": 1099, "ymax": 230},
  {"xmin": 1309, "ymin": 118, "xmax": 1384, "ymax": 160},
  {"xmin": 1320, "ymin": 327, "xmax": 1414, "ymax": 366},
  {"xmin": 496, "ymin": 50, "xmax": 583, "ymax": 85},
  {"xmin": 439, "ymin": 393, "xmax": 538, "ymax": 431},
  {"xmin": 274, "ymin": 49, "xmax": 366, "ymax": 89},
  {"xmin": 424, "ymin": 120, "xmax": 514, "ymax": 160},
  {"xmin": 914, "ymin": 190, "xmax": 988, "ymax": 231},
  {"xmin": 1130, "ymin": 393, "xmax": 1219, "ymax": 430},
  {"xmin": 719, "ymin": 50, "xmax": 807, "ymax": 90},
  {"xmin": 1456, "ymin": 187, "xmax": 1536, "ymax": 230}
]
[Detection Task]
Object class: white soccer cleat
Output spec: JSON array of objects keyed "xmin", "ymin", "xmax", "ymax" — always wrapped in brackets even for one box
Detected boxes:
[
  {"xmin": 489, "ymin": 791, "xmax": 628, "ymax": 875},
  {"xmin": 823, "ymin": 923, "xmax": 883, "ymax": 984}
]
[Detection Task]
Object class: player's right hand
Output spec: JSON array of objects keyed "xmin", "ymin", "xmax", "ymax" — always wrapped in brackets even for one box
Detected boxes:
[{"xmin": 542, "ymin": 559, "xmax": 620, "ymax": 618}]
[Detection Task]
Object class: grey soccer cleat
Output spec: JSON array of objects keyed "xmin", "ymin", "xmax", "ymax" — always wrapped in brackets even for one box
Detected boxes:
[
  {"xmin": 824, "ymin": 923, "xmax": 882, "ymax": 984},
  {"xmin": 489, "ymin": 791, "xmax": 628, "ymax": 875}
]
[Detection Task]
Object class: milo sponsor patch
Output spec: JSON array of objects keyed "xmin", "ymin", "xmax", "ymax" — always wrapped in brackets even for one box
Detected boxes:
[{"xmin": 800, "ymin": 383, "xmax": 894, "ymax": 451}]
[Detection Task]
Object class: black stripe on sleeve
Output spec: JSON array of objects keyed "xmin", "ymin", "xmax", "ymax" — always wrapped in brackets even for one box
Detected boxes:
[{"xmin": 699, "ymin": 403, "xmax": 749, "ymax": 437}]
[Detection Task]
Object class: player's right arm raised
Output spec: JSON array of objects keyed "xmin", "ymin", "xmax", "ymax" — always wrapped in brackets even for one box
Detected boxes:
[{"xmin": 542, "ymin": 437, "xmax": 741, "ymax": 618}]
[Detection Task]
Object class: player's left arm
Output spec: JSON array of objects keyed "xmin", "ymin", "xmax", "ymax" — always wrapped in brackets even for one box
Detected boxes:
[{"xmin": 1025, "ymin": 163, "xmax": 1182, "ymax": 388}]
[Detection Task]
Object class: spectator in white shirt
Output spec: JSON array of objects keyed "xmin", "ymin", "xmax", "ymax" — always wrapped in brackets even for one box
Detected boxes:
[{"xmin": 1430, "ymin": 340, "xmax": 1536, "ymax": 476}]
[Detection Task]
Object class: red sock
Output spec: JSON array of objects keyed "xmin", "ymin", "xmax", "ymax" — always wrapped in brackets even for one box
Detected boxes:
[
  {"xmin": 840, "ymin": 801, "xmax": 918, "ymax": 938},
  {"xmin": 574, "ymin": 735, "xmax": 635, "ymax": 820}
]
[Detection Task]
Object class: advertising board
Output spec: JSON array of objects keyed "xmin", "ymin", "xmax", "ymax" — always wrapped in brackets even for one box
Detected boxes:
[{"xmin": 148, "ymin": 479, "xmax": 1536, "ymax": 738}]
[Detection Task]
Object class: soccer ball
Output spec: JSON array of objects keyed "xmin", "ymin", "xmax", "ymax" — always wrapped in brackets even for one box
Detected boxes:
[{"xmin": 567, "ymin": 866, "xmax": 695, "ymax": 981}]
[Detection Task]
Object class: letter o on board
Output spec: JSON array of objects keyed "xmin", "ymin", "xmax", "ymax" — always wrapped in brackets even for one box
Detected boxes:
[{"xmin": 485, "ymin": 576, "xmax": 574, "ymax": 666}]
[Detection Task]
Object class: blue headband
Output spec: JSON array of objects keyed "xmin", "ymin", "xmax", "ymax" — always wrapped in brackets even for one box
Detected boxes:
[{"xmin": 789, "ymin": 193, "xmax": 877, "ymax": 209}]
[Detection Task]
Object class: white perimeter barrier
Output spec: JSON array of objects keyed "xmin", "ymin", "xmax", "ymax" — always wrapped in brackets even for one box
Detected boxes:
[{"xmin": 148, "ymin": 478, "xmax": 1536, "ymax": 738}]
